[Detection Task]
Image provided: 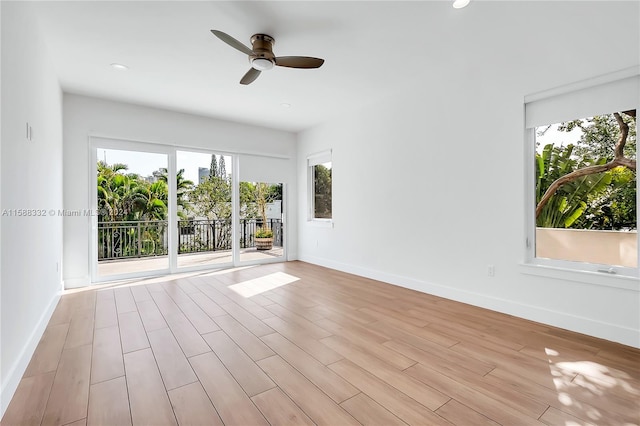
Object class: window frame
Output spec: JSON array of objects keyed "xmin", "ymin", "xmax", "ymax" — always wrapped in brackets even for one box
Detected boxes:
[
  {"xmin": 307, "ymin": 149, "xmax": 333, "ymax": 225},
  {"xmin": 523, "ymin": 69, "xmax": 639, "ymax": 281}
]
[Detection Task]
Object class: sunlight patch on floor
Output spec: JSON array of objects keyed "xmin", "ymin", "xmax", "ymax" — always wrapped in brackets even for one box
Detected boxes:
[
  {"xmin": 545, "ymin": 347, "xmax": 640, "ymax": 424},
  {"xmin": 228, "ymin": 272, "xmax": 300, "ymax": 298}
]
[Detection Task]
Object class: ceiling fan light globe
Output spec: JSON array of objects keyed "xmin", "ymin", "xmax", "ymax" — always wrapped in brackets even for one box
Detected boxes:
[
  {"xmin": 452, "ymin": 0, "xmax": 470, "ymax": 8},
  {"xmin": 252, "ymin": 58, "xmax": 274, "ymax": 71}
]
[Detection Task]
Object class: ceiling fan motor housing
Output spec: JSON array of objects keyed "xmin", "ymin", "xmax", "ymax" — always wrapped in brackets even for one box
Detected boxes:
[{"xmin": 250, "ymin": 34, "xmax": 275, "ymax": 70}]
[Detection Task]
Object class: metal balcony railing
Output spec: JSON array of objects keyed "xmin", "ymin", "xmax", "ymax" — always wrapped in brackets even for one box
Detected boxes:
[{"xmin": 98, "ymin": 219, "xmax": 283, "ymax": 261}]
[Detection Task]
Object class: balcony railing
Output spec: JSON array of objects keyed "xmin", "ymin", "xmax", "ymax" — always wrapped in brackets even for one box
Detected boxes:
[
  {"xmin": 98, "ymin": 219, "xmax": 283, "ymax": 261},
  {"xmin": 178, "ymin": 219, "xmax": 283, "ymax": 254},
  {"xmin": 98, "ymin": 220, "xmax": 169, "ymax": 260}
]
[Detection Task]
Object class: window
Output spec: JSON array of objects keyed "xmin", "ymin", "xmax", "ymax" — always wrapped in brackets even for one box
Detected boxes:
[
  {"xmin": 525, "ymin": 71, "xmax": 638, "ymax": 278},
  {"xmin": 308, "ymin": 150, "xmax": 332, "ymax": 220}
]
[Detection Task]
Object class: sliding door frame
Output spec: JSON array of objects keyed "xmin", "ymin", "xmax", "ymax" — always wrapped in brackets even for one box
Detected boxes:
[
  {"xmin": 235, "ymin": 181, "xmax": 288, "ymax": 267},
  {"xmin": 90, "ymin": 137, "xmax": 175, "ymax": 283},
  {"xmin": 173, "ymin": 147, "xmax": 236, "ymax": 273},
  {"xmin": 89, "ymin": 136, "xmax": 288, "ymax": 284}
]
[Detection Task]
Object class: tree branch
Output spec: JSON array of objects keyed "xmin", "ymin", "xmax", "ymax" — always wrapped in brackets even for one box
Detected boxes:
[
  {"xmin": 535, "ymin": 159, "xmax": 632, "ymax": 218},
  {"xmin": 535, "ymin": 112, "xmax": 635, "ymax": 219},
  {"xmin": 613, "ymin": 112, "xmax": 629, "ymax": 159}
]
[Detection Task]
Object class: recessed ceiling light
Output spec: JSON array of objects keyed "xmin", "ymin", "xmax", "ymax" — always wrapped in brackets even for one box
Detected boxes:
[
  {"xmin": 110, "ymin": 63, "xmax": 129, "ymax": 71},
  {"xmin": 281, "ymin": 103, "xmax": 291, "ymax": 108},
  {"xmin": 452, "ymin": 0, "xmax": 471, "ymax": 9}
]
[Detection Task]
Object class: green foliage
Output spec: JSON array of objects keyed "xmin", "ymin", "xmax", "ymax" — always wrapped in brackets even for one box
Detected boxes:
[
  {"xmin": 209, "ymin": 154, "xmax": 218, "ymax": 179},
  {"xmin": 187, "ymin": 178, "xmax": 280, "ymax": 249},
  {"xmin": 159, "ymin": 168, "xmax": 193, "ymax": 219},
  {"xmin": 97, "ymin": 161, "xmax": 169, "ymax": 222},
  {"xmin": 238, "ymin": 181, "xmax": 282, "ymax": 221},
  {"xmin": 255, "ymin": 227, "xmax": 274, "ymax": 238},
  {"xmin": 188, "ymin": 175, "xmax": 231, "ymax": 220},
  {"xmin": 314, "ymin": 164, "xmax": 332, "ymax": 218},
  {"xmin": 239, "ymin": 181, "xmax": 258, "ymax": 218},
  {"xmin": 558, "ymin": 113, "xmax": 636, "ymax": 160},
  {"xmin": 256, "ymin": 182, "xmax": 269, "ymax": 225},
  {"xmin": 184, "ymin": 174, "xmax": 233, "ymax": 249},
  {"xmin": 254, "ymin": 182, "xmax": 281, "ymax": 239},
  {"xmin": 573, "ymin": 167, "xmax": 636, "ymax": 229},
  {"xmin": 97, "ymin": 162, "xmax": 172, "ymax": 257},
  {"xmin": 98, "ymin": 158, "xmax": 284, "ymax": 256},
  {"xmin": 218, "ymin": 156, "xmax": 227, "ymax": 180},
  {"xmin": 536, "ymin": 144, "xmax": 612, "ymax": 228},
  {"xmin": 536, "ymin": 112, "xmax": 636, "ymax": 230}
]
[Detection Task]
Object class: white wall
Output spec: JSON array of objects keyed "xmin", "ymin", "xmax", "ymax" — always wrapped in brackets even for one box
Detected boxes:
[
  {"xmin": 297, "ymin": 1, "xmax": 640, "ymax": 347},
  {"xmin": 1, "ymin": 1, "xmax": 63, "ymax": 415},
  {"xmin": 63, "ymin": 94, "xmax": 297, "ymax": 287}
]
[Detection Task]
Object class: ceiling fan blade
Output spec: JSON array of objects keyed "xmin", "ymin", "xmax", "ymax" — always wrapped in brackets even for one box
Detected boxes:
[
  {"xmin": 211, "ymin": 30, "xmax": 254, "ymax": 56},
  {"xmin": 240, "ymin": 68, "xmax": 261, "ymax": 85},
  {"xmin": 275, "ymin": 56, "xmax": 325, "ymax": 69}
]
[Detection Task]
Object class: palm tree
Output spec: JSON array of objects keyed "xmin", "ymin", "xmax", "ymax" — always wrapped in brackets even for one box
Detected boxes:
[
  {"xmin": 139, "ymin": 181, "xmax": 169, "ymax": 221},
  {"xmin": 97, "ymin": 161, "xmax": 134, "ymax": 221},
  {"xmin": 159, "ymin": 168, "xmax": 194, "ymax": 219}
]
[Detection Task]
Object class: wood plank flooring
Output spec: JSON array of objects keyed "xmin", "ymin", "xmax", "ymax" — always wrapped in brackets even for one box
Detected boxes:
[{"xmin": 2, "ymin": 261, "xmax": 639, "ymax": 426}]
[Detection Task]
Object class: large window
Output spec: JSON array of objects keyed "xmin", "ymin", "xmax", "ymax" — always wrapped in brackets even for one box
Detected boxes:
[
  {"xmin": 308, "ymin": 150, "xmax": 332, "ymax": 220},
  {"xmin": 525, "ymin": 72, "xmax": 638, "ymax": 278}
]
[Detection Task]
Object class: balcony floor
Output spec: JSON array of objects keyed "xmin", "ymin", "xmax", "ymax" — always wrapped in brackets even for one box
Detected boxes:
[{"xmin": 98, "ymin": 247, "xmax": 284, "ymax": 277}]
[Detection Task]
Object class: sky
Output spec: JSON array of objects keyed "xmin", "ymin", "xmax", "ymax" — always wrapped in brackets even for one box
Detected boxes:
[
  {"xmin": 97, "ymin": 148, "xmax": 231, "ymax": 184},
  {"xmin": 535, "ymin": 122, "xmax": 583, "ymax": 152}
]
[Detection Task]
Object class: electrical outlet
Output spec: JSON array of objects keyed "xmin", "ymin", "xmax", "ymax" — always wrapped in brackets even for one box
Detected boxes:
[{"xmin": 487, "ymin": 264, "xmax": 495, "ymax": 277}]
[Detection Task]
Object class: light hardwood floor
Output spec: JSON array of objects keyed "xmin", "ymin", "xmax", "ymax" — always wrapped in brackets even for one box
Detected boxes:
[{"xmin": 2, "ymin": 261, "xmax": 639, "ymax": 425}]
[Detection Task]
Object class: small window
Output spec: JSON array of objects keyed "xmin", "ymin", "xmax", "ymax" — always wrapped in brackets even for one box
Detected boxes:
[
  {"xmin": 525, "ymin": 72, "xmax": 638, "ymax": 278},
  {"xmin": 308, "ymin": 150, "xmax": 332, "ymax": 221}
]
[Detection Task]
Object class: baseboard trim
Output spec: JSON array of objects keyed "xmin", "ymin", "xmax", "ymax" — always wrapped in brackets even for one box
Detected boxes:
[
  {"xmin": 298, "ymin": 254, "xmax": 639, "ymax": 348},
  {"xmin": 1, "ymin": 291, "xmax": 61, "ymax": 417}
]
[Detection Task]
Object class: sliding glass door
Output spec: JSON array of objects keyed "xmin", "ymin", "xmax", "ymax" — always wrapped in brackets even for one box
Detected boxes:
[
  {"xmin": 176, "ymin": 150, "xmax": 233, "ymax": 269},
  {"xmin": 92, "ymin": 140, "xmax": 288, "ymax": 282},
  {"xmin": 95, "ymin": 147, "xmax": 170, "ymax": 279},
  {"xmin": 238, "ymin": 181, "xmax": 285, "ymax": 263},
  {"xmin": 236, "ymin": 154, "xmax": 289, "ymax": 265}
]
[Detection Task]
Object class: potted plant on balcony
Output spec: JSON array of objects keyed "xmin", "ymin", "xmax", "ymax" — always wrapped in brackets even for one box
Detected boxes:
[
  {"xmin": 255, "ymin": 226, "xmax": 273, "ymax": 250},
  {"xmin": 254, "ymin": 183, "xmax": 273, "ymax": 250}
]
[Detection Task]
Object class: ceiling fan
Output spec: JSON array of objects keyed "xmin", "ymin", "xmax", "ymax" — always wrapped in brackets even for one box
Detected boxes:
[{"xmin": 211, "ymin": 30, "xmax": 325, "ymax": 85}]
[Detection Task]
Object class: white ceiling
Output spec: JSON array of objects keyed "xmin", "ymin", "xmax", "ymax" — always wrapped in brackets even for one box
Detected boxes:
[{"xmin": 28, "ymin": 1, "xmax": 638, "ymax": 133}]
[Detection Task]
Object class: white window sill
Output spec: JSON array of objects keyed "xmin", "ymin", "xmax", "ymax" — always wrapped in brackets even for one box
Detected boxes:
[
  {"xmin": 519, "ymin": 263, "xmax": 639, "ymax": 291},
  {"xmin": 307, "ymin": 219, "xmax": 333, "ymax": 228}
]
